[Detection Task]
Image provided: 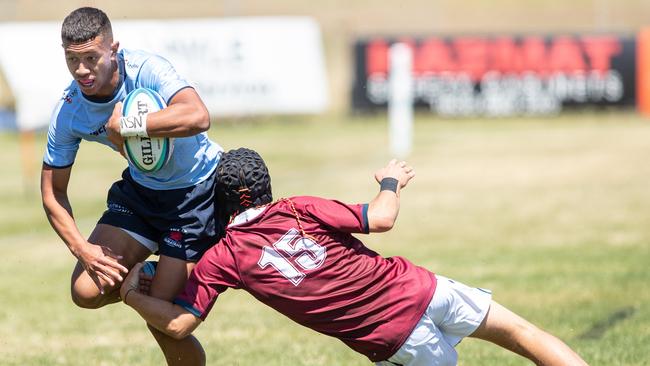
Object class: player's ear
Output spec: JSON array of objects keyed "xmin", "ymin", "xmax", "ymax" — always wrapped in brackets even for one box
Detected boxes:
[{"xmin": 110, "ymin": 41, "xmax": 119, "ymax": 57}]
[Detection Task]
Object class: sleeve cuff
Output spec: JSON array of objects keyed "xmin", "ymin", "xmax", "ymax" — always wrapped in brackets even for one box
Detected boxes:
[
  {"xmin": 43, "ymin": 161, "xmax": 74, "ymax": 169},
  {"xmin": 361, "ymin": 203, "xmax": 370, "ymax": 234}
]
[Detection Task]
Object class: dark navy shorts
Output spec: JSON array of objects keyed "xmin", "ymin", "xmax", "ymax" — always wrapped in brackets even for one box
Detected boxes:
[{"xmin": 98, "ymin": 168, "xmax": 222, "ymax": 262}]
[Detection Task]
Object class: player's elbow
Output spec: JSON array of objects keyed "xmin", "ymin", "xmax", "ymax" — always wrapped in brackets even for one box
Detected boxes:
[
  {"xmin": 178, "ymin": 106, "xmax": 210, "ymax": 135},
  {"xmin": 165, "ymin": 310, "xmax": 201, "ymax": 339},
  {"xmin": 367, "ymin": 199, "xmax": 400, "ymax": 233},
  {"xmin": 166, "ymin": 318, "xmax": 193, "ymax": 340},
  {"xmin": 41, "ymin": 192, "xmax": 60, "ymax": 217},
  {"xmin": 41, "ymin": 198, "xmax": 52, "ymax": 215},
  {"xmin": 192, "ymin": 107, "xmax": 210, "ymax": 133},
  {"xmin": 368, "ymin": 215, "xmax": 396, "ymax": 233},
  {"xmin": 187, "ymin": 106, "xmax": 210, "ymax": 134}
]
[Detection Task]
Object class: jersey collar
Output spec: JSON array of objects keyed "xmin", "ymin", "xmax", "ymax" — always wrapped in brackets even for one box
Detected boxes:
[{"xmin": 228, "ymin": 206, "xmax": 268, "ymax": 227}]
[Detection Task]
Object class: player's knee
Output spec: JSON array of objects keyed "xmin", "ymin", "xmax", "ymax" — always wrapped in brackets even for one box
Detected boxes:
[
  {"xmin": 70, "ymin": 284, "xmax": 108, "ymax": 309},
  {"xmin": 71, "ymin": 290, "xmax": 100, "ymax": 309}
]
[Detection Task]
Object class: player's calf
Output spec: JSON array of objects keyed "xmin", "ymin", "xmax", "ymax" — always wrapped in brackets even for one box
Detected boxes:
[{"xmin": 469, "ymin": 301, "xmax": 589, "ymax": 366}]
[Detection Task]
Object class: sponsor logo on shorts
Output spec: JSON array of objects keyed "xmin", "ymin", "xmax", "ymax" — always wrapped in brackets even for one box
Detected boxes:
[
  {"xmin": 163, "ymin": 229, "xmax": 184, "ymax": 249},
  {"xmin": 107, "ymin": 203, "xmax": 133, "ymax": 215}
]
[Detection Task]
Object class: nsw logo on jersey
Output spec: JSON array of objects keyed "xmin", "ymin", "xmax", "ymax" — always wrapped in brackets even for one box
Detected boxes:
[
  {"xmin": 257, "ymin": 228, "xmax": 327, "ymax": 286},
  {"xmin": 62, "ymin": 88, "xmax": 78, "ymax": 104}
]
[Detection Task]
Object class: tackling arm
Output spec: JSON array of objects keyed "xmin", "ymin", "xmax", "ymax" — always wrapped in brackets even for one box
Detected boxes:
[
  {"xmin": 367, "ymin": 159, "xmax": 415, "ymax": 232},
  {"xmin": 121, "ymin": 263, "xmax": 202, "ymax": 339}
]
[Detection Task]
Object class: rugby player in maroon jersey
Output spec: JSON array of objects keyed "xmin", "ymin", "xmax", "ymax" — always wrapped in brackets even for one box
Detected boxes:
[{"xmin": 121, "ymin": 148, "xmax": 588, "ymax": 366}]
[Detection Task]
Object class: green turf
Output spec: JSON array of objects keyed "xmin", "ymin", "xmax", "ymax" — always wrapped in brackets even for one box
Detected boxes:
[{"xmin": 0, "ymin": 112, "xmax": 649, "ymax": 365}]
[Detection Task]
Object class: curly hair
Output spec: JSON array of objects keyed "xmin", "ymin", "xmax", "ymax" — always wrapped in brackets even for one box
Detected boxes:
[
  {"xmin": 61, "ymin": 7, "xmax": 112, "ymax": 44},
  {"xmin": 215, "ymin": 148, "xmax": 273, "ymax": 225}
]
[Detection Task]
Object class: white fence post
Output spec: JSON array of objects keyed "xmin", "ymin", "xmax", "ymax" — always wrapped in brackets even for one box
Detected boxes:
[{"xmin": 388, "ymin": 42, "xmax": 414, "ymax": 158}]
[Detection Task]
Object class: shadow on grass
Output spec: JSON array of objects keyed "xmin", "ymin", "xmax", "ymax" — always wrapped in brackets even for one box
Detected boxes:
[{"xmin": 578, "ymin": 306, "xmax": 636, "ymax": 340}]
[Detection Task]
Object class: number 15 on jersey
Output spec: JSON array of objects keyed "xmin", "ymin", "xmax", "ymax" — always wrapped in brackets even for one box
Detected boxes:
[{"xmin": 258, "ymin": 228, "xmax": 327, "ymax": 286}]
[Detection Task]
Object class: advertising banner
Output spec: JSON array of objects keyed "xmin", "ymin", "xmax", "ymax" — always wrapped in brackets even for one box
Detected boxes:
[
  {"xmin": 352, "ymin": 34, "xmax": 638, "ymax": 117},
  {"xmin": 0, "ymin": 17, "xmax": 328, "ymax": 131}
]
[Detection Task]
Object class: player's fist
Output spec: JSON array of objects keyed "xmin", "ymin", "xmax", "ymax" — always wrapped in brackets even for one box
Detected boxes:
[{"xmin": 374, "ymin": 159, "xmax": 415, "ymax": 190}]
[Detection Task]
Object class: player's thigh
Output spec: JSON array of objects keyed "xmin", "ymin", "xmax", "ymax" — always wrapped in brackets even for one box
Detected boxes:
[
  {"xmin": 468, "ymin": 301, "xmax": 537, "ymax": 352},
  {"xmin": 431, "ymin": 275, "xmax": 492, "ymax": 345},
  {"xmin": 71, "ymin": 224, "xmax": 152, "ymax": 291},
  {"xmin": 149, "ymin": 255, "xmax": 196, "ymax": 301}
]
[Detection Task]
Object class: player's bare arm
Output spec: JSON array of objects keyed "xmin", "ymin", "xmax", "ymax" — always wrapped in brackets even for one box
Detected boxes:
[
  {"xmin": 105, "ymin": 87, "xmax": 209, "ymax": 151},
  {"xmin": 367, "ymin": 159, "xmax": 415, "ymax": 232},
  {"xmin": 41, "ymin": 164, "xmax": 128, "ymax": 293},
  {"xmin": 121, "ymin": 263, "xmax": 201, "ymax": 339},
  {"xmin": 146, "ymin": 87, "xmax": 210, "ymax": 136}
]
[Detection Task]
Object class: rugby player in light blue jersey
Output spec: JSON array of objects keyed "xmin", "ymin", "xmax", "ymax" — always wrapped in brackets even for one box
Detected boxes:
[{"xmin": 40, "ymin": 7, "xmax": 220, "ymax": 365}]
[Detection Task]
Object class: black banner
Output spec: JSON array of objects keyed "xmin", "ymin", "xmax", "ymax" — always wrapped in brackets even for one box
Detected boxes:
[{"xmin": 352, "ymin": 34, "xmax": 637, "ymax": 116}]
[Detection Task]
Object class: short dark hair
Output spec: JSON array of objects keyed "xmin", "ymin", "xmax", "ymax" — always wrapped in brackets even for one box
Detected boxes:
[
  {"xmin": 215, "ymin": 148, "xmax": 273, "ymax": 224},
  {"xmin": 61, "ymin": 7, "xmax": 112, "ymax": 44}
]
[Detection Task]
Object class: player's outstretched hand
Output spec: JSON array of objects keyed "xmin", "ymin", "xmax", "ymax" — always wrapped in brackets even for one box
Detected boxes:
[
  {"xmin": 120, "ymin": 262, "xmax": 143, "ymax": 303},
  {"xmin": 374, "ymin": 159, "xmax": 416, "ymax": 190},
  {"xmin": 105, "ymin": 102, "xmax": 126, "ymax": 157},
  {"xmin": 78, "ymin": 242, "xmax": 128, "ymax": 294}
]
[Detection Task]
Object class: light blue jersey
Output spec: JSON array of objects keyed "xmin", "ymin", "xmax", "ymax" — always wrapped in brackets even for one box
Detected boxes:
[{"xmin": 44, "ymin": 48, "xmax": 222, "ymax": 190}]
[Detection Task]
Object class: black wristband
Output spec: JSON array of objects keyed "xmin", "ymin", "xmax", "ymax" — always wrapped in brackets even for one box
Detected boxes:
[{"xmin": 380, "ymin": 177, "xmax": 399, "ymax": 193}]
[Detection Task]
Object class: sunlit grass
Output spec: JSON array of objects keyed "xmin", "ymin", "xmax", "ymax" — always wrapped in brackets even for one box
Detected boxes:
[{"xmin": 0, "ymin": 112, "xmax": 648, "ymax": 365}]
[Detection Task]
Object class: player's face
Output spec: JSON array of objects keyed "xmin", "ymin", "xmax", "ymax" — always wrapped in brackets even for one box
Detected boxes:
[{"xmin": 63, "ymin": 34, "xmax": 119, "ymax": 97}]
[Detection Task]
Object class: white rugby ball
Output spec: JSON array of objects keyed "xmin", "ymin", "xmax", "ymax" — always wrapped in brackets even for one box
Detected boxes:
[{"xmin": 122, "ymin": 88, "xmax": 173, "ymax": 173}]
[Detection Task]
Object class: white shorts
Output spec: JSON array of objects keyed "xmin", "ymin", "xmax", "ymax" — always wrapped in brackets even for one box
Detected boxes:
[{"xmin": 375, "ymin": 275, "xmax": 492, "ymax": 366}]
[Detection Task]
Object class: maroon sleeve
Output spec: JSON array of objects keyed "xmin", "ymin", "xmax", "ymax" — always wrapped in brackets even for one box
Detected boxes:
[
  {"xmin": 173, "ymin": 240, "xmax": 241, "ymax": 320},
  {"xmin": 295, "ymin": 196, "xmax": 369, "ymax": 234}
]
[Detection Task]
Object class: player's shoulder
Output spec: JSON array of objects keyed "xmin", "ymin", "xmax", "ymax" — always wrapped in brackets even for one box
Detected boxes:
[
  {"xmin": 286, "ymin": 195, "xmax": 325, "ymax": 205},
  {"xmin": 58, "ymin": 82, "xmax": 81, "ymax": 105},
  {"xmin": 287, "ymin": 196, "xmax": 364, "ymax": 216},
  {"xmin": 121, "ymin": 48, "xmax": 170, "ymax": 72},
  {"xmin": 280, "ymin": 196, "xmax": 334, "ymax": 212},
  {"xmin": 52, "ymin": 82, "xmax": 82, "ymax": 122}
]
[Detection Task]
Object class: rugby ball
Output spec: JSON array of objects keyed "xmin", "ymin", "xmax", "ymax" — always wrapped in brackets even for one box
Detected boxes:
[{"xmin": 122, "ymin": 88, "xmax": 173, "ymax": 172}]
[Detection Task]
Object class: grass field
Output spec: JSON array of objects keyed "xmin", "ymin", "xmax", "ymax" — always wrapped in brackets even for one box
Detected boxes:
[{"xmin": 0, "ymin": 112, "xmax": 649, "ymax": 365}]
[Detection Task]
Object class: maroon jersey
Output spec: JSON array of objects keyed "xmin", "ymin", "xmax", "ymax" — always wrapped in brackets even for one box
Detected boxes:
[{"xmin": 175, "ymin": 196, "xmax": 436, "ymax": 362}]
